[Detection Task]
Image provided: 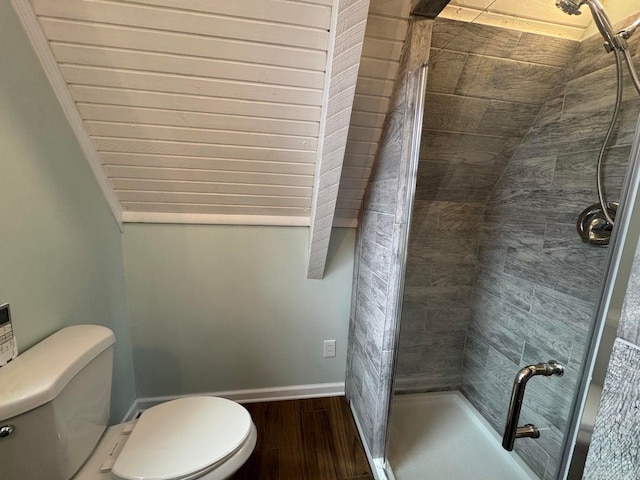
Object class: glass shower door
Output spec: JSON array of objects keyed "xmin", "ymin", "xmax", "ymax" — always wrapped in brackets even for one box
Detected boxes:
[{"xmin": 384, "ymin": 2, "xmax": 640, "ymax": 479}]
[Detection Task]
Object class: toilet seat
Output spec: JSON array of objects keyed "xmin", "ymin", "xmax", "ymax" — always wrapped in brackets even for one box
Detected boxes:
[{"xmin": 112, "ymin": 396, "xmax": 253, "ymax": 480}]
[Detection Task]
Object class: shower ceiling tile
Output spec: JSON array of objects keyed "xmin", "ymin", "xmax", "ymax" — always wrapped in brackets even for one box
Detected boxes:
[
  {"xmin": 427, "ymin": 49, "xmax": 468, "ymax": 94},
  {"xmin": 431, "ymin": 17, "xmax": 522, "ymax": 57},
  {"xmin": 455, "ymin": 55, "xmax": 566, "ymax": 104},
  {"xmin": 510, "ymin": 32, "xmax": 580, "ymax": 67}
]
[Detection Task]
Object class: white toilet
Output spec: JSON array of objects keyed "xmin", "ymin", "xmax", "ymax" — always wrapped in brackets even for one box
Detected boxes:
[{"xmin": 0, "ymin": 325, "xmax": 257, "ymax": 480}]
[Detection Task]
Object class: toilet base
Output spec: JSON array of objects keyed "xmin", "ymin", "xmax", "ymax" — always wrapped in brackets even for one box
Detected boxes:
[{"xmin": 74, "ymin": 420, "xmax": 257, "ymax": 480}]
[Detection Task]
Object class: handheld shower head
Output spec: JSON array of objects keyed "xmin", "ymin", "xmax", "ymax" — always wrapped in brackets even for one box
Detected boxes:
[
  {"xmin": 556, "ymin": 0, "xmax": 584, "ymax": 16},
  {"xmin": 556, "ymin": 0, "xmax": 620, "ymax": 51}
]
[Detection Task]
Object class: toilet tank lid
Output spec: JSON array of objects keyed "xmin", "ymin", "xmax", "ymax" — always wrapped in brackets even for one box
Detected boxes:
[{"xmin": 0, "ymin": 325, "xmax": 115, "ymax": 421}]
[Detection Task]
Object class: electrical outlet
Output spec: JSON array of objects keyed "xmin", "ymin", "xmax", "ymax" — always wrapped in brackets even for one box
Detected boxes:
[{"xmin": 323, "ymin": 339, "xmax": 336, "ymax": 358}]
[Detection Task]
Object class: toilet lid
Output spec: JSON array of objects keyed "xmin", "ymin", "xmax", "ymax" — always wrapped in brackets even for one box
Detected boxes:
[{"xmin": 112, "ymin": 396, "xmax": 252, "ymax": 480}]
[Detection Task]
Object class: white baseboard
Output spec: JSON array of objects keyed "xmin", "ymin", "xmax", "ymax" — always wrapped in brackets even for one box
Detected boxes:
[
  {"xmin": 348, "ymin": 400, "xmax": 389, "ymax": 480},
  {"xmin": 131, "ymin": 382, "xmax": 345, "ymax": 413}
]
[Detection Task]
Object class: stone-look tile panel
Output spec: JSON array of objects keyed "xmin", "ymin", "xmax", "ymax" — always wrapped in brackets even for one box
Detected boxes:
[
  {"xmin": 395, "ymin": 18, "xmax": 579, "ymax": 398},
  {"xmin": 461, "ymin": 14, "xmax": 640, "ymax": 479},
  {"xmin": 345, "ymin": 18, "xmax": 433, "ymax": 460},
  {"xmin": 426, "ymin": 49, "xmax": 467, "ymax": 94},
  {"xmin": 431, "ymin": 18, "xmax": 522, "ymax": 57},
  {"xmin": 618, "ymin": 235, "xmax": 640, "ymax": 345},
  {"xmin": 510, "ymin": 33, "xmax": 579, "ymax": 68},
  {"xmin": 476, "ymin": 100, "xmax": 541, "ymax": 137},
  {"xmin": 455, "ymin": 55, "xmax": 566, "ymax": 105},
  {"xmin": 422, "ymin": 92, "xmax": 489, "ymax": 132},
  {"xmin": 584, "ymin": 339, "xmax": 640, "ymax": 480}
]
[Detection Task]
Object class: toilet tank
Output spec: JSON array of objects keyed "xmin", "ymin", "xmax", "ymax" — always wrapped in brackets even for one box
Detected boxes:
[{"xmin": 0, "ymin": 325, "xmax": 115, "ymax": 480}]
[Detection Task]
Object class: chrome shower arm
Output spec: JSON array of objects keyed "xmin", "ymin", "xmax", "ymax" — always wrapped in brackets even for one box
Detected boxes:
[{"xmin": 619, "ymin": 17, "xmax": 640, "ymax": 40}]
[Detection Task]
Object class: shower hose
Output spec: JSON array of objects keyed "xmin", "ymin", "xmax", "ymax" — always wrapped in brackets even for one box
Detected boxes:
[{"xmin": 598, "ymin": 46, "xmax": 640, "ymax": 226}]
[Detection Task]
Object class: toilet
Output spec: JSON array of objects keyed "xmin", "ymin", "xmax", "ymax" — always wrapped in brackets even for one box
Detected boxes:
[{"xmin": 0, "ymin": 325, "xmax": 257, "ymax": 480}]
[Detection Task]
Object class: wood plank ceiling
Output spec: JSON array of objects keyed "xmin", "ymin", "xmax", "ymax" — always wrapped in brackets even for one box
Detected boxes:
[{"xmin": 18, "ymin": 0, "xmax": 360, "ymax": 228}]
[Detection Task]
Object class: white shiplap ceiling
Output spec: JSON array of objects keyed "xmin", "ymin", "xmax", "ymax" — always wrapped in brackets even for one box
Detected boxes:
[{"xmin": 25, "ymin": 0, "xmax": 333, "ymax": 225}]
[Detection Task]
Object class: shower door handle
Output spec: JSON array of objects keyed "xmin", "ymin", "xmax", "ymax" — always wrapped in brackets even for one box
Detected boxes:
[{"xmin": 502, "ymin": 360, "xmax": 564, "ymax": 451}]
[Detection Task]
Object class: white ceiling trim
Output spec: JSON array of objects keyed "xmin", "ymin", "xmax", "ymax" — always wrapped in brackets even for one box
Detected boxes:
[
  {"xmin": 11, "ymin": 0, "xmax": 123, "ymax": 230},
  {"xmin": 122, "ymin": 212, "xmax": 310, "ymax": 226},
  {"xmin": 307, "ymin": 0, "xmax": 371, "ymax": 280}
]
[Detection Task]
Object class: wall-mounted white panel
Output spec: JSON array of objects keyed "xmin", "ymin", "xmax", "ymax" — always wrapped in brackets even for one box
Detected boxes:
[
  {"xmin": 70, "ymin": 86, "xmax": 321, "ymax": 122},
  {"xmin": 94, "ymin": 138, "xmax": 317, "ymax": 163},
  {"xmin": 128, "ymin": 0, "xmax": 333, "ymax": 29},
  {"xmin": 101, "ymin": 153, "xmax": 317, "ymax": 176},
  {"xmin": 112, "ymin": 179, "xmax": 312, "ymax": 198},
  {"xmin": 78, "ymin": 104, "xmax": 320, "ymax": 137},
  {"xmin": 31, "ymin": 0, "xmax": 330, "ymax": 49},
  {"xmin": 59, "ymin": 65, "xmax": 324, "ymax": 106},
  {"xmin": 121, "ymin": 203, "xmax": 310, "ymax": 217},
  {"xmin": 40, "ymin": 19, "xmax": 328, "ymax": 70},
  {"xmin": 51, "ymin": 43, "xmax": 326, "ymax": 89},
  {"xmin": 117, "ymin": 191, "xmax": 311, "ymax": 208},
  {"xmin": 86, "ymin": 122, "xmax": 317, "ymax": 151},
  {"xmin": 105, "ymin": 166, "xmax": 315, "ymax": 187}
]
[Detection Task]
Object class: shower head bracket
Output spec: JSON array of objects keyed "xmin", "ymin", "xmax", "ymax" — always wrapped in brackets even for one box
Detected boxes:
[{"xmin": 577, "ymin": 202, "xmax": 618, "ymax": 246}]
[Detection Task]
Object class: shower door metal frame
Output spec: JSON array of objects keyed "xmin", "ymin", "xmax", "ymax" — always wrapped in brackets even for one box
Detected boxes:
[
  {"xmin": 379, "ymin": 66, "xmax": 640, "ymax": 480},
  {"xmin": 560, "ymin": 113, "xmax": 640, "ymax": 479},
  {"xmin": 381, "ymin": 63, "xmax": 429, "ymax": 480}
]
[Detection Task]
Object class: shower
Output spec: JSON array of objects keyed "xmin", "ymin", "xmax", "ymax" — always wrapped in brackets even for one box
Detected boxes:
[
  {"xmin": 348, "ymin": 2, "xmax": 640, "ymax": 479},
  {"xmin": 556, "ymin": 0, "xmax": 640, "ymax": 244}
]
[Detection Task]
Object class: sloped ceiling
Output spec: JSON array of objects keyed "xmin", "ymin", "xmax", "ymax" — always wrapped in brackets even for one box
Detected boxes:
[
  {"xmin": 20, "ymin": 0, "xmax": 337, "ymax": 226},
  {"xmin": 12, "ymin": 0, "xmax": 600, "ymax": 277}
]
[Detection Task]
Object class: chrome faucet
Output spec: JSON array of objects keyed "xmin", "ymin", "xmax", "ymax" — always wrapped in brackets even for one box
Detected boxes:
[{"xmin": 502, "ymin": 361, "xmax": 565, "ymax": 451}]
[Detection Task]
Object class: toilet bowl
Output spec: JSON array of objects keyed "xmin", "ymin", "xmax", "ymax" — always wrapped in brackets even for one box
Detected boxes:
[
  {"xmin": 75, "ymin": 396, "xmax": 258, "ymax": 480},
  {"xmin": 0, "ymin": 325, "xmax": 257, "ymax": 480}
]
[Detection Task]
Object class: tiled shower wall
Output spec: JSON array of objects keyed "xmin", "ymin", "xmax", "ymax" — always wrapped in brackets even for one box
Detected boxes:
[
  {"xmin": 347, "ymin": 10, "xmax": 640, "ymax": 477},
  {"xmin": 345, "ymin": 18, "xmax": 432, "ymax": 459},
  {"xmin": 585, "ymin": 234, "xmax": 640, "ymax": 479},
  {"xmin": 395, "ymin": 19, "xmax": 579, "ymax": 392},
  {"xmin": 460, "ymin": 18, "xmax": 640, "ymax": 480}
]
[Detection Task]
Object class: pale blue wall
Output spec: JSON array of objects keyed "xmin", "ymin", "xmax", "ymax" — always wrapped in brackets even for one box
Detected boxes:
[
  {"xmin": 0, "ymin": 2, "xmax": 136, "ymax": 422},
  {"xmin": 123, "ymin": 224, "xmax": 354, "ymax": 397}
]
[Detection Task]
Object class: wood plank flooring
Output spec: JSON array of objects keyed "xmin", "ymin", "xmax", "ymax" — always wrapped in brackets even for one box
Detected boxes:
[{"xmin": 230, "ymin": 396, "xmax": 374, "ymax": 480}]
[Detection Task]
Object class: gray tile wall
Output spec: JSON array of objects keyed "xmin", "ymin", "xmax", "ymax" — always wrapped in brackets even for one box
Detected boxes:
[
  {"xmin": 460, "ymin": 19, "xmax": 640, "ymax": 480},
  {"xmin": 345, "ymin": 18, "xmax": 433, "ymax": 459},
  {"xmin": 395, "ymin": 18, "xmax": 579, "ymax": 394},
  {"xmin": 584, "ymin": 124, "xmax": 640, "ymax": 478},
  {"xmin": 583, "ymin": 338, "xmax": 640, "ymax": 479}
]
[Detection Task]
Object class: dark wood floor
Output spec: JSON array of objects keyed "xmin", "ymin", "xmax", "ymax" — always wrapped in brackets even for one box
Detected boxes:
[{"xmin": 230, "ymin": 396, "xmax": 374, "ymax": 480}]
